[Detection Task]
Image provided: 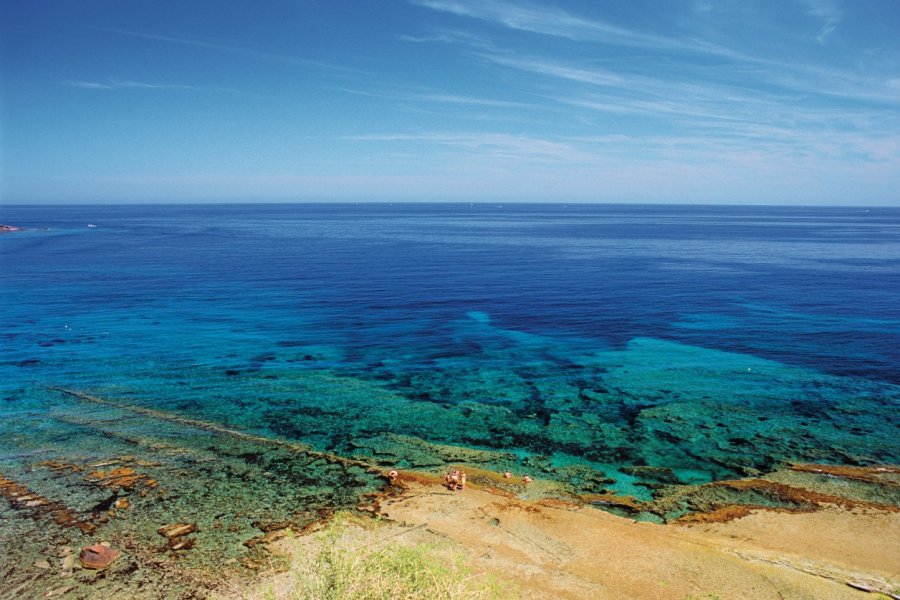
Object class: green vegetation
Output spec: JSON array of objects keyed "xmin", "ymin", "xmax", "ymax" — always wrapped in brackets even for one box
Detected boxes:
[{"xmin": 259, "ymin": 512, "xmax": 514, "ymax": 600}]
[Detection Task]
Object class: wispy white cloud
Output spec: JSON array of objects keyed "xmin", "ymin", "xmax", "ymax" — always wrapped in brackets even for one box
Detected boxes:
[
  {"xmin": 759, "ymin": 62, "xmax": 900, "ymax": 105},
  {"xmin": 343, "ymin": 123, "xmax": 900, "ymax": 178},
  {"xmin": 337, "ymin": 86, "xmax": 535, "ymax": 109},
  {"xmin": 409, "ymin": 0, "xmax": 739, "ymax": 58},
  {"xmin": 63, "ymin": 79, "xmax": 248, "ymax": 95},
  {"xmin": 478, "ymin": 53, "xmax": 781, "ymax": 120},
  {"xmin": 410, "ymin": 0, "xmax": 898, "ymax": 107},
  {"xmin": 480, "ymin": 53, "xmax": 625, "ymax": 87},
  {"xmin": 417, "ymin": 92, "xmax": 534, "ymax": 108},
  {"xmin": 396, "ymin": 29, "xmax": 489, "ymax": 46},
  {"xmin": 344, "ymin": 132, "xmax": 591, "ymax": 163},
  {"xmin": 800, "ymin": 0, "xmax": 843, "ymax": 42},
  {"xmin": 65, "ymin": 80, "xmax": 115, "ymax": 90},
  {"xmin": 397, "ymin": 33, "xmax": 452, "ymax": 43},
  {"xmin": 99, "ymin": 28, "xmax": 359, "ymax": 73},
  {"xmin": 481, "ymin": 47, "xmax": 900, "ymax": 126},
  {"xmin": 337, "ymin": 65, "xmax": 900, "ymax": 170},
  {"xmin": 393, "ymin": 7, "xmax": 900, "ymax": 171}
]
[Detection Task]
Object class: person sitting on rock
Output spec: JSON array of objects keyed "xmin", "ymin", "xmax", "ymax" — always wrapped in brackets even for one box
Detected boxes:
[{"xmin": 523, "ymin": 475, "xmax": 532, "ymax": 485}]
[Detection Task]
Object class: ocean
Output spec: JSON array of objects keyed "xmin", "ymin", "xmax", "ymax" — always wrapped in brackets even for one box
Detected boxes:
[{"xmin": 1, "ymin": 203, "xmax": 899, "ymax": 594}]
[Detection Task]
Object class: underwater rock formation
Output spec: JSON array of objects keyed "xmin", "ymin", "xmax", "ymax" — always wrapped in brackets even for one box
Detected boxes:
[{"xmin": 79, "ymin": 544, "xmax": 120, "ymax": 569}]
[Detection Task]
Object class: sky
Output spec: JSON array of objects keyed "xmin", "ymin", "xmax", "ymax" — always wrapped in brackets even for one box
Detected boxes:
[{"xmin": 1, "ymin": 0, "xmax": 899, "ymax": 205}]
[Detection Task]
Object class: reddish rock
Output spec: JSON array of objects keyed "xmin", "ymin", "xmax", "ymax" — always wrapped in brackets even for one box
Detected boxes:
[{"xmin": 78, "ymin": 544, "xmax": 120, "ymax": 569}]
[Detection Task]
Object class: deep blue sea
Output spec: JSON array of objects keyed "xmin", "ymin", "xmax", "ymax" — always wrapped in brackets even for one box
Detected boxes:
[{"xmin": 1, "ymin": 203, "xmax": 899, "ymax": 587}]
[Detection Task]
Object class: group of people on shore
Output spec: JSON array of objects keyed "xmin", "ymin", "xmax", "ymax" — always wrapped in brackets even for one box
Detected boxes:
[
  {"xmin": 388, "ymin": 468, "xmax": 532, "ymax": 490},
  {"xmin": 504, "ymin": 470, "xmax": 532, "ymax": 484},
  {"xmin": 443, "ymin": 468, "xmax": 532, "ymax": 490},
  {"xmin": 445, "ymin": 469, "xmax": 467, "ymax": 490}
]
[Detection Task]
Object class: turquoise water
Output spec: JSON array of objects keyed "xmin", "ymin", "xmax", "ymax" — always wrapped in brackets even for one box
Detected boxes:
[{"xmin": 1, "ymin": 203, "xmax": 899, "ymax": 594}]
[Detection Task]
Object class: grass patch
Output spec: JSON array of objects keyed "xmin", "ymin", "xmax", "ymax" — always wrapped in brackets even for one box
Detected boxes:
[{"xmin": 254, "ymin": 512, "xmax": 514, "ymax": 600}]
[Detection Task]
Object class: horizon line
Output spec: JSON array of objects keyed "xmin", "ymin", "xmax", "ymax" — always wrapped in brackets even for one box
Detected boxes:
[{"xmin": 2, "ymin": 200, "xmax": 898, "ymax": 209}]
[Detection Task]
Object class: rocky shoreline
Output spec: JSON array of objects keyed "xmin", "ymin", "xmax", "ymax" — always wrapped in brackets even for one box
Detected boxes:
[
  {"xmin": 3, "ymin": 455, "xmax": 898, "ymax": 599},
  {"xmin": 1, "ymin": 389, "xmax": 898, "ymax": 599},
  {"xmin": 226, "ymin": 468, "xmax": 900, "ymax": 600}
]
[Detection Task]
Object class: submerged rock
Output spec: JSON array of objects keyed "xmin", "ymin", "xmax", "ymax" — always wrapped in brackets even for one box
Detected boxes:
[
  {"xmin": 243, "ymin": 528, "xmax": 289, "ymax": 548},
  {"xmin": 790, "ymin": 463, "xmax": 900, "ymax": 484},
  {"xmin": 152, "ymin": 519, "xmax": 200, "ymax": 551},
  {"xmin": 86, "ymin": 466, "xmax": 157, "ymax": 491},
  {"xmin": 351, "ymin": 433, "xmax": 515, "ymax": 469},
  {"xmin": 44, "ymin": 586, "xmax": 74, "ymax": 598},
  {"xmin": 157, "ymin": 523, "xmax": 198, "ymax": 539},
  {"xmin": 620, "ymin": 465, "xmax": 682, "ymax": 484},
  {"xmin": 60, "ymin": 553, "xmax": 74, "ymax": 577},
  {"xmin": 585, "ymin": 492, "xmax": 645, "ymax": 514},
  {"xmin": 79, "ymin": 543, "xmax": 120, "ymax": 569},
  {"xmin": 168, "ymin": 537, "xmax": 197, "ymax": 551}
]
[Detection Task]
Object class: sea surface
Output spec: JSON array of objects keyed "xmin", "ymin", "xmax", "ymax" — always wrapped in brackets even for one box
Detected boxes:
[{"xmin": 1, "ymin": 203, "xmax": 899, "ymax": 594}]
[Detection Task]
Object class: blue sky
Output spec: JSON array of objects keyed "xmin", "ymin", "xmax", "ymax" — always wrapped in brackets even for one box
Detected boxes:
[{"xmin": 2, "ymin": 0, "xmax": 899, "ymax": 204}]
